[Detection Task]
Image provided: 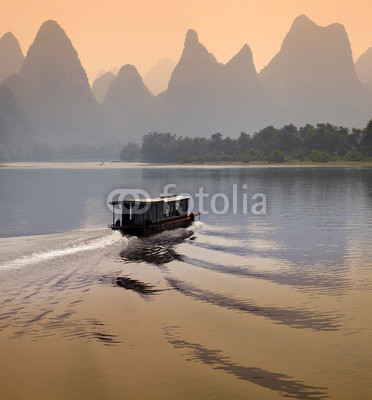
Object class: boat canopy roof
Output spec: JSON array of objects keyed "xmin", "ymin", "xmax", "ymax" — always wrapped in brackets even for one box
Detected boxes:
[{"xmin": 110, "ymin": 194, "xmax": 190, "ymax": 205}]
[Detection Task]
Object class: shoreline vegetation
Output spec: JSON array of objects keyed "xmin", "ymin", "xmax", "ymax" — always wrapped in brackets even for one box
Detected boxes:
[
  {"xmin": 121, "ymin": 122, "xmax": 372, "ymax": 165},
  {"xmin": 1, "ymin": 122, "xmax": 371, "ymax": 167},
  {"xmin": 1, "ymin": 160, "xmax": 371, "ymax": 169}
]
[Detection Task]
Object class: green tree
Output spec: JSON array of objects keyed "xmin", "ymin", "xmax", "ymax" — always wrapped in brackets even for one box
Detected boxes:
[
  {"xmin": 237, "ymin": 132, "xmax": 251, "ymax": 153},
  {"xmin": 210, "ymin": 132, "xmax": 223, "ymax": 152},
  {"xmin": 308, "ymin": 150, "xmax": 331, "ymax": 163},
  {"xmin": 120, "ymin": 143, "xmax": 141, "ymax": 161},
  {"xmin": 360, "ymin": 120, "xmax": 372, "ymax": 156},
  {"xmin": 267, "ymin": 150, "xmax": 285, "ymax": 163},
  {"xmin": 142, "ymin": 132, "xmax": 178, "ymax": 162}
]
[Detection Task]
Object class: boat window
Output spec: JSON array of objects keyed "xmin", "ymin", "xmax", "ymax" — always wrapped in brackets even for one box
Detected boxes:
[{"xmin": 180, "ymin": 200, "xmax": 188, "ymax": 212}]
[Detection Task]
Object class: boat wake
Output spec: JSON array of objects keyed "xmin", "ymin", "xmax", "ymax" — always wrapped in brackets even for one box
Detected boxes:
[{"xmin": 0, "ymin": 230, "xmax": 126, "ymax": 271}]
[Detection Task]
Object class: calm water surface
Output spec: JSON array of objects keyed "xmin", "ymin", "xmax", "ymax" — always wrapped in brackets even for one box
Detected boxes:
[{"xmin": 0, "ymin": 166, "xmax": 371, "ymax": 400}]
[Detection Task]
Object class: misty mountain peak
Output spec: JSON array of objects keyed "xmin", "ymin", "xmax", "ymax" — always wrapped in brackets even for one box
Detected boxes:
[
  {"xmin": 27, "ymin": 20, "xmax": 74, "ymax": 54},
  {"xmin": 225, "ymin": 44, "xmax": 257, "ymax": 77},
  {"xmin": 1, "ymin": 20, "xmax": 103, "ymax": 146},
  {"xmin": 327, "ymin": 22, "xmax": 347, "ymax": 33},
  {"xmin": 291, "ymin": 14, "xmax": 315, "ymax": 29},
  {"xmin": 181, "ymin": 28, "xmax": 215, "ymax": 60},
  {"xmin": 240, "ymin": 43, "xmax": 251, "ymax": 52},
  {"xmin": 180, "ymin": 28, "xmax": 216, "ymax": 62},
  {"xmin": 1, "ymin": 32, "xmax": 19, "ymax": 45},
  {"xmin": 227, "ymin": 44, "xmax": 253, "ymax": 65},
  {"xmin": 103, "ymin": 64, "xmax": 155, "ymax": 139},
  {"xmin": 166, "ymin": 29, "xmax": 222, "ymax": 94},
  {"xmin": 39, "ymin": 19, "xmax": 63, "ymax": 33},
  {"xmin": 21, "ymin": 19, "xmax": 80, "ymax": 76},
  {"xmin": 114, "ymin": 64, "xmax": 152, "ymax": 93},
  {"xmin": 92, "ymin": 71, "xmax": 116, "ymax": 102},
  {"xmin": 185, "ymin": 29, "xmax": 199, "ymax": 47},
  {"xmin": 143, "ymin": 58, "xmax": 176, "ymax": 95},
  {"xmin": 224, "ymin": 44, "xmax": 261, "ymax": 93},
  {"xmin": 287, "ymin": 15, "xmax": 348, "ymax": 43},
  {"xmin": 355, "ymin": 47, "xmax": 372, "ymax": 85},
  {"xmin": 104, "ymin": 64, "xmax": 152, "ymax": 107},
  {"xmin": 288, "ymin": 15, "xmax": 347, "ymax": 44},
  {"xmin": 18, "ymin": 19, "xmax": 93, "ymax": 104},
  {"xmin": 0, "ymin": 32, "xmax": 24, "ymax": 83},
  {"xmin": 117, "ymin": 64, "xmax": 141, "ymax": 79},
  {"xmin": 260, "ymin": 14, "xmax": 358, "ymax": 91}
]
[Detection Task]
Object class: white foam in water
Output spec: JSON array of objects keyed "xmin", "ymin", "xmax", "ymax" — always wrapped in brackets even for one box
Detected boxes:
[
  {"xmin": 0, "ymin": 231, "xmax": 126, "ymax": 271},
  {"xmin": 198, "ymin": 222, "xmax": 239, "ymax": 234},
  {"xmin": 190, "ymin": 221, "xmax": 204, "ymax": 230}
]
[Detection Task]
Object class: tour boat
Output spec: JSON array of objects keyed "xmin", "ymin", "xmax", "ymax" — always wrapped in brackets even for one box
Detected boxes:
[{"xmin": 109, "ymin": 194, "xmax": 200, "ymax": 236}]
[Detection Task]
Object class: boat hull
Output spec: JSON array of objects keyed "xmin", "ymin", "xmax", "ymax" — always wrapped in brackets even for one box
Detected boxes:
[{"xmin": 112, "ymin": 214, "xmax": 197, "ymax": 237}]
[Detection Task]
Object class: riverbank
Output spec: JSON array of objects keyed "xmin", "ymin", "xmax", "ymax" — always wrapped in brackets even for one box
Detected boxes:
[
  {"xmin": 1, "ymin": 160, "xmax": 371, "ymax": 169},
  {"xmin": 0, "ymin": 161, "xmax": 151, "ymax": 169},
  {"xmin": 172, "ymin": 160, "xmax": 372, "ymax": 167}
]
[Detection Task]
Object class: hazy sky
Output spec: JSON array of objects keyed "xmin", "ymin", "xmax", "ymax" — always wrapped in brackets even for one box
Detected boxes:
[{"xmin": 1, "ymin": 0, "xmax": 371, "ymax": 81}]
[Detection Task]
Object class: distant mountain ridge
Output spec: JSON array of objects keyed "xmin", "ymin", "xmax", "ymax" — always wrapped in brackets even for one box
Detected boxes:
[
  {"xmin": 0, "ymin": 15, "xmax": 371, "ymax": 160},
  {"xmin": 155, "ymin": 29, "xmax": 269, "ymax": 135}
]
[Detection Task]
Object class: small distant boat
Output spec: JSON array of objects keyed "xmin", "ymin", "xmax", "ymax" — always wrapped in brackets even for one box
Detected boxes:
[{"xmin": 109, "ymin": 194, "xmax": 200, "ymax": 236}]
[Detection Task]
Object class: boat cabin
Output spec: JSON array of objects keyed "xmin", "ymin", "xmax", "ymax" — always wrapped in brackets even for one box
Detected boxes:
[{"xmin": 110, "ymin": 195, "xmax": 190, "ymax": 228}]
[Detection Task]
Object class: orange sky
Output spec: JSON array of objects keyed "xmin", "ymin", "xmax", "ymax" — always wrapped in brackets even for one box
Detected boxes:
[{"xmin": 1, "ymin": 0, "xmax": 371, "ymax": 82}]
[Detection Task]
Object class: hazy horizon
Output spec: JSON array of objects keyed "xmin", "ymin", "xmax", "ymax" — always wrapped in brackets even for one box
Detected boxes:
[{"xmin": 2, "ymin": 0, "xmax": 372, "ymax": 82}]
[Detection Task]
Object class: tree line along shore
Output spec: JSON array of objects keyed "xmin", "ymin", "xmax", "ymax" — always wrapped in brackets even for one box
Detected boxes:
[{"xmin": 120, "ymin": 121, "xmax": 372, "ymax": 164}]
